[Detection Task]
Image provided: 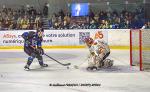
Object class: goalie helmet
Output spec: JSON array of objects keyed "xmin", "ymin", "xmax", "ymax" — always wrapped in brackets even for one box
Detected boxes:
[{"xmin": 84, "ymin": 37, "xmax": 94, "ymax": 45}]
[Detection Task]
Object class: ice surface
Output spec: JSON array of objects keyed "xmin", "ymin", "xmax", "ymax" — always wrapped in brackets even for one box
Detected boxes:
[{"xmin": 0, "ymin": 49, "xmax": 150, "ymax": 92}]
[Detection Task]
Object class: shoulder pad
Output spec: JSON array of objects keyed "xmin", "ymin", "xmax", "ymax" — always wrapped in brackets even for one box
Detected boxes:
[
  {"xmin": 22, "ymin": 32, "xmax": 29, "ymax": 40},
  {"xmin": 28, "ymin": 31, "xmax": 36, "ymax": 38}
]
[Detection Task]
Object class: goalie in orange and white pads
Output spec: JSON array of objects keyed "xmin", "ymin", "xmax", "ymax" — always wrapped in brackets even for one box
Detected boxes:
[{"xmin": 84, "ymin": 37, "xmax": 113, "ymax": 70}]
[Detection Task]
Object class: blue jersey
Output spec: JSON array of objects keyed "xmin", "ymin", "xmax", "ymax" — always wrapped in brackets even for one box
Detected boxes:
[{"xmin": 22, "ymin": 31, "xmax": 42, "ymax": 48}]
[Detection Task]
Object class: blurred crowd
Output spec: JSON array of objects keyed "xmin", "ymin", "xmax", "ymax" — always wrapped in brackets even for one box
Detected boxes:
[
  {"xmin": 50, "ymin": 7, "xmax": 150, "ymax": 29},
  {"xmin": 0, "ymin": 5, "xmax": 150, "ymax": 30},
  {"xmin": 0, "ymin": 6, "xmax": 43, "ymax": 30}
]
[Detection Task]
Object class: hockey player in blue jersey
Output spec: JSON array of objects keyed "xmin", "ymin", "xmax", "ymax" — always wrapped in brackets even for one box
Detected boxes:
[{"xmin": 22, "ymin": 28, "xmax": 48, "ymax": 70}]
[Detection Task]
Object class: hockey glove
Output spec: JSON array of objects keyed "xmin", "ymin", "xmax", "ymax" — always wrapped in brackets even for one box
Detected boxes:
[{"xmin": 36, "ymin": 47, "xmax": 44, "ymax": 55}]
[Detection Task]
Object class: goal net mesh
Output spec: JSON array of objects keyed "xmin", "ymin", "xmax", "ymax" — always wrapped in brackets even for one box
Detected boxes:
[{"xmin": 131, "ymin": 29, "xmax": 150, "ymax": 71}]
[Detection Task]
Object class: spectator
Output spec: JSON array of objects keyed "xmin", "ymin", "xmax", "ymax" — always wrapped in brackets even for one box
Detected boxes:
[
  {"xmin": 43, "ymin": 3, "xmax": 48, "ymax": 17},
  {"xmin": 35, "ymin": 15, "xmax": 42, "ymax": 29},
  {"xmin": 89, "ymin": 9, "xmax": 95, "ymax": 20},
  {"xmin": 20, "ymin": 6, "xmax": 25, "ymax": 16},
  {"xmin": 142, "ymin": 22, "xmax": 150, "ymax": 29},
  {"xmin": 17, "ymin": 16, "xmax": 22, "ymax": 29},
  {"xmin": 20, "ymin": 16, "xmax": 29, "ymax": 29},
  {"xmin": 0, "ymin": 5, "xmax": 148, "ymax": 30},
  {"xmin": 89, "ymin": 19, "xmax": 97, "ymax": 29},
  {"xmin": 148, "ymin": 21, "xmax": 150, "ymax": 29},
  {"xmin": 29, "ymin": 11, "xmax": 36, "ymax": 29},
  {"xmin": 3, "ymin": 16, "xmax": 11, "ymax": 30},
  {"xmin": 0, "ymin": 12, "xmax": 3, "ymax": 30},
  {"xmin": 99, "ymin": 20, "xmax": 110, "ymax": 29},
  {"xmin": 59, "ymin": 9, "xmax": 65, "ymax": 20},
  {"xmin": 29, "ymin": 6, "xmax": 36, "ymax": 15}
]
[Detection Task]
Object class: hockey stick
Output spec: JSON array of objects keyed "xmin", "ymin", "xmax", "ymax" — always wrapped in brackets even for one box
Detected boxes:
[
  {"xmin": 74, "ymin": 56, "xmax": 90, "ymax": 69},
  {"xmin": 28, "ymin": 46, "xmax": 71, "ymax": 66},
  {"xmin": 44, "ymin": 53, "xmax": 71, "ymax": 66}
]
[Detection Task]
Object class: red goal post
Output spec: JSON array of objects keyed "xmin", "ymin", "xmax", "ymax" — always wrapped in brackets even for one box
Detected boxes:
[{"xmin": 130, "ymin": 29, "xmax": 150, "ymax": 71}]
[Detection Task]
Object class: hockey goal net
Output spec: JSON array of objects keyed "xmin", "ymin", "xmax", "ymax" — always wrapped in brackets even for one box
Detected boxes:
[{"xmin": 130, "ymin": 29, "xmax": 150, "ymax": 71}]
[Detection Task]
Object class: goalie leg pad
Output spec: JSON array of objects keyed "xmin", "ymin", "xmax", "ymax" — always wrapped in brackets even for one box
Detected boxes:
[
  {"xmin": 87, "ymin": 62, "xmax": 98, "ymax": 70},
  {"xmin": 103, "ymin": 59, "xmax": 113, "ymax": 68},
  {"xmin": 88, "ymin": 62, "xmax": 95, "ymax": 67},
  {"xmin": 102, "ymin": 52, "xmax": 110, "ymax": 61}
]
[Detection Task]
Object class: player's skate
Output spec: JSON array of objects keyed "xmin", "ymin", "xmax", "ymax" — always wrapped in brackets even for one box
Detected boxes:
[
  {"xmin": 24, "ymin": 65, "xmax": 30, "ymax": 71},
  {"xmin": 39, "ymin": 60, "xmax": 48, "ymax": 67},
  {"xmin": 40, "ymin": 63, "xmax": 48, "ymax": 67}
]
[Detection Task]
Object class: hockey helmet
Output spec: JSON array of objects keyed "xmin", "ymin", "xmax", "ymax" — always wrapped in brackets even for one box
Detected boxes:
[
  {"xmin": 84, "ymin": 37, "xmax": 94, "ymax": 45},
  {"xmin": 37, "ymin": 28, "xmax": 44, "ymax": 37},
  {"xmin": 37, "ymin": 28, "xmax": 44, "ymax": 33}
]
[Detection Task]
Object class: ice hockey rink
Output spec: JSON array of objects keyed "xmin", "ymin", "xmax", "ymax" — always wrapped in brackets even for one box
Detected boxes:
[{"xmin": 0, "ymin": 49, "xmax": 150, "ymax": 92}]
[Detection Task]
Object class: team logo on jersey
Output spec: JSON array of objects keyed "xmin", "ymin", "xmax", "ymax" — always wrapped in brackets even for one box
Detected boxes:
[
  {"xmin": 94, "ymin": 31, "xmax": 104, "ymax": 39},
  {"xmin": 32, "ymin": 37, "xmax": 37, "ymax": 46}
]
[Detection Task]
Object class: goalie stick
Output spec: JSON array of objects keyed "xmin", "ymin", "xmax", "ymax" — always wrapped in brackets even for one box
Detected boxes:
[
  {"xmin": 74, "ymin": 56, "xmax": 90, "ymax": 69},
  {"xmin": 44, "ymin": 53, "xmax": 71, "ymax": 66}
]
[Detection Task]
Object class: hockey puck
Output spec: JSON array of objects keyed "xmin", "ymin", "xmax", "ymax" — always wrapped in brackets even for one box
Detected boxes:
[
  {"xmin": 74, "ymin": 65, "xmax": 79, "ymax": 69},
  {"xmin": 67, "ymin": 67, "xmax": 69, "ymax": 69}
]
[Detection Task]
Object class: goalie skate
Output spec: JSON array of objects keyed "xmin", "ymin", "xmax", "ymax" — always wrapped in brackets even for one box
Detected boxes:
[
  {"xmin": 87, "ymin": 62, "xmax": 98, "ymax": 71},
  {"xmin": 87, "ymin": 66, "xmax": 98, "ymax": 71}
]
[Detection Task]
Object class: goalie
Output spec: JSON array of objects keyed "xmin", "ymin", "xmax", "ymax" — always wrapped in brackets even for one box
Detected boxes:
[
  {"xmin": 84, "ymin": 37, "xmax": 113, "ymax": 70},
  {"xmin": 22, "ymin": 28, "xmax": 48, "ymax": 70}
]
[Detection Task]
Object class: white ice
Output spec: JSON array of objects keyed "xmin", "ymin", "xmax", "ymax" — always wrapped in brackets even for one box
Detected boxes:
[{"xmin": 0, "ymin": 49, "xmax": 150, "ymax": 92}]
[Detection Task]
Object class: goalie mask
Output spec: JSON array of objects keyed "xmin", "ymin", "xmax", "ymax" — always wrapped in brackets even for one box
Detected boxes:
[{"xmin": 84, "ymin": 37, "xmax": 94, "ymax": 47}]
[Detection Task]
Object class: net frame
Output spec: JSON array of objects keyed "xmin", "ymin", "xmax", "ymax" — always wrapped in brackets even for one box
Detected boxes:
[{"xmin": 130, "ymin": 29, "xmax": 150, "ymax": 71}]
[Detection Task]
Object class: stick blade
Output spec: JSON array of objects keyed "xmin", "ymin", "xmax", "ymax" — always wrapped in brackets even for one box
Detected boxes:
[
  {"xmin": 63, "ymin": 63, "xmax": 71, "ymax": 66},
  {"xmin": 74, "ymin": 65, "xmax": 79, "ymax": 69}
]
